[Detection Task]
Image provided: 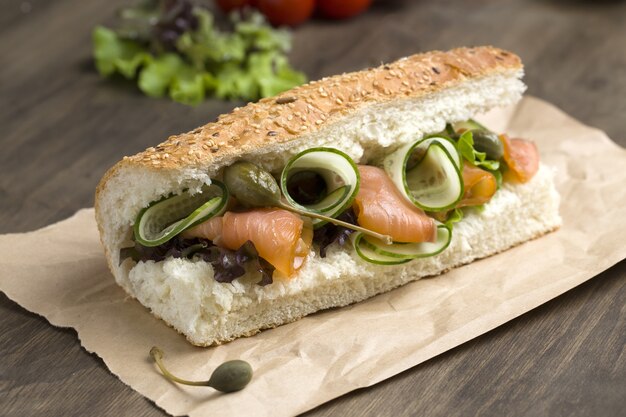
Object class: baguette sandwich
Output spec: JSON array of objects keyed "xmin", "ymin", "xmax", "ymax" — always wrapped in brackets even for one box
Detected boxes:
[{"xmin": 95, "ymin": 46, "xmax": 561, "ymax": 346}]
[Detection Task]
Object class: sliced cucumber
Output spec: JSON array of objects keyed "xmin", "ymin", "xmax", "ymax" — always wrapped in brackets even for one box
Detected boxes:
[
  {"xmin": 134, "ymin": 181, "xmax": 228, "ymax": 247},
  {"xmin": 452, "ymin": 119, "xmax": 487, "ymax": 133},
  {"xmin": 281, "ymin": 148, "xmax": 360, "ymax": 228},
  {"xmin": 383, "ymin": 137, "xmax": 463, "ymax": 212},
  {"xmin": 302, "ymin": 185, "xmax": 350, "ymax": 212},
  {"xmin": 352, "ymin": 223, "xmax": 451, "ymax": 265}
]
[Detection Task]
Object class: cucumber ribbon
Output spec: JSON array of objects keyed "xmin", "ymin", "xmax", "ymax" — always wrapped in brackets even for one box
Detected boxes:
[
  {"xmin": 134, "ymin": 181, "xmax": 229, "ymax": 247},
  {"xmin": 280, "ymin": 148, "xmax": 360, "ymax": 228},
  {"xmin": 383, "ymin": 137, "xmax": 464, "ymax": 212},
  {"xmin": 351, "ymin": 136, "xmax": 462, "ymax": 265},
  {"xmin": 352, "ymin": 223, "xmax": 451, "ymax": 265}
]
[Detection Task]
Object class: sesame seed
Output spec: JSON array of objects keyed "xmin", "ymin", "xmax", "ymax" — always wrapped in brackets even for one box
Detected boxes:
[
  {"xmin": 275, "ymin": 96, "xmax": 297, "ymax": 104},
  {"xmin": 267, "ymin": 130, "xmax": 278, "ymax": 136},
  {"xmin": 336, "ymin": 98, "xmax": 343, "ymax": 104},
  {"xmin": 402, "ymin": 81, "xmax": 410, "ymax": 86},
  {"xmin": 287, "ymin": 115, "xmax": 293, "ymax": 121},
  {"xmin": 315, "ymin": 120, "xmax": 323, "ymax": 125}
]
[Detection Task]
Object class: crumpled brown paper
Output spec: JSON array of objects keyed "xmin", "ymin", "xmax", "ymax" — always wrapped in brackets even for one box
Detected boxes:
[{"xmin": 1, "ymin": 97, "xmax": 625, "ymax": 417}]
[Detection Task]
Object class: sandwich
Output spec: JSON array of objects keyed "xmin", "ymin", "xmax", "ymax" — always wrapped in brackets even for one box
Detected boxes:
[{"xmin": 95, "ymin": 46, "xmax": 561, "ymax": 346}]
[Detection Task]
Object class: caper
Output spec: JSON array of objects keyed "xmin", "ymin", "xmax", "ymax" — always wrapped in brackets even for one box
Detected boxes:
[
  {"xmin": 207, "ymin": 360, "xmax": 253, "ymax": 393},
  {"xmin": 223, "ymin": 161, "xmax": 282, "ymax": 207},
  {"xmin": 470, "ymin": 129, "xmax": 504, "ymax": 160},
  {"xmin": 150, "ymin": 346, "xmax": 253, "ymax": 393}
]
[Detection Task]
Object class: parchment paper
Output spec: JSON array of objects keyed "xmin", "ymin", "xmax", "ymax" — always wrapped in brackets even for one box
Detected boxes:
[{"xmin": 1, "ymin": 97, "xmax": 625, "ymax": 417}]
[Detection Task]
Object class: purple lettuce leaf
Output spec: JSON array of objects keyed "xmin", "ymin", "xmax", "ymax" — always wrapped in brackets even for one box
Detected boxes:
[
  {"xmin": 119, "ymin": 237, "xmax": 274, "ymax": 286},
  {"xmin": 313, "ymin": 208, "xmax": 357, "ymax": 258}
]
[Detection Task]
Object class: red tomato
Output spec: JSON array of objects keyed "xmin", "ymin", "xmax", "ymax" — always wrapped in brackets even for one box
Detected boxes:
[
  {"xmin": 216, "ymin": 0, "xmax": 252, "ymax": 12},
  {"xmin": 256, "ymin": 0, "xmax": 315, "ymax": 26},
  {"xmin": 317, "ymin": 0, "xmax": 372, "ymax": 19}
]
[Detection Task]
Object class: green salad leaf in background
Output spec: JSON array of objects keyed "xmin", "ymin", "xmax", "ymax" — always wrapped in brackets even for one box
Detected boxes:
[{"xmin": 93, "ymin": 0, "xmax": 307, "ymax": 105}]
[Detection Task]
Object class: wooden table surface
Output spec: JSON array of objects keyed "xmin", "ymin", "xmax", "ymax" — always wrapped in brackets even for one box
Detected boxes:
[{"xmin": 1, "ymin": 0, "xmax": 625, "ymax": 416}]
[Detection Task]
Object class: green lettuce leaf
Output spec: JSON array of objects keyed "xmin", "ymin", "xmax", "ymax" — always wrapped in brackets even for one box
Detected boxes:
[
  {"xmin": 138, "ymin": 53, "xmax": 184, "ymax": 97},
  {"xmin": 457, "ymin": 131, "xmax": 500, "ymax": 171},
  {"xmin": 170, "ymin": 68, "xmax": 206, "ymax": 105},
  {"xmin": 253, "ymin": 52, "xmax": 307, "ymax": 97},
  {"xmin": 234, "ymin": 13, "xmax": 291, "ymax": 52},
  {"xmin": 93, "ymin": 7, "xmax": 306, "ymax": 105},
  {"xmin": 92, "ymin": 26, "xmax": 151, "ymax": 78},
  {"xmin": 444, "ymin": 208, "xmax": 464, "ymax": 229},
  {"xmin": 214, "ymin": 63, "xmax": 259, "ymax": 99},
  {"xmin": 177, "ymin": 9, "xmax": 247, "ymax": 66}
]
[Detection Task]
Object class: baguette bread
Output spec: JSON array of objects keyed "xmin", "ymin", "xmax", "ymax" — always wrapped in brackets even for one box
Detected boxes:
[{"xmin": 95, "ymin": 46, "xmax": 561, "ymax": 346}]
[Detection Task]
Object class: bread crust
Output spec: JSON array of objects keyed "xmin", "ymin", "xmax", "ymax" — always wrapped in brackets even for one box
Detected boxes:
[{"xmin": 95, "ymin": 46, "xmax": 520, "ymax": 198}]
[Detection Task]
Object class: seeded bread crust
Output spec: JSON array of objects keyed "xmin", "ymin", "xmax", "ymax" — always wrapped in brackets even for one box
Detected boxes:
[{"xmin": 96, "ymin": 46, "xmax": 520, "ymax": 184}]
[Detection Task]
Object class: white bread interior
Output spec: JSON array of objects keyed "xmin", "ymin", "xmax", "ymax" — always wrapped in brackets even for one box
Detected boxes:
[{"xmin": 96, "ymin": 58, "xmax": 562, "ymax": 345}]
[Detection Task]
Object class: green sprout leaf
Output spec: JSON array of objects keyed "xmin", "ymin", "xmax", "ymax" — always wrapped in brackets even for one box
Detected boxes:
[{"xmin": 457, "ymin": 131, "xmax": 501, "ymax": 171}]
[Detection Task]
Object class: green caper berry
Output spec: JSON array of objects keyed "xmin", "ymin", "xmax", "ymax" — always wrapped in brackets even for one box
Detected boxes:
[
  {"xmin": 150, "ymin": 346, "xmax": 253, "ymax": 393},
  {"xmin": 470, "ymin": 129, "xmax": 504, "ymax": 160},
  {"xmin": 207, "ymin": 360, "xmax": 254, "ymax": 393},
  {"xmin": 223, "ymin": 161, "xmax": 282, "ymax": 207}
]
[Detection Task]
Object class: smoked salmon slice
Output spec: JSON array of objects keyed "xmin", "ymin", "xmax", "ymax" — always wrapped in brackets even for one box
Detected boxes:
[
  {"xmin": 183, "ymin": 208, "xmax": 312, "ymax": 277},
  {"xmin": 354, "ymin": 165, "xmax": 436, "ymax": 243},
  {"xmin": 500, "ymin": 134, "xmax": 540, "ymax": 183},
  {"xmin": 458, "ymin": 162, "xmax": 497, "ymax": 207},
  {"xmin": 182, "ymin": 216, "xmax": 223, "ymax": 242}
]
